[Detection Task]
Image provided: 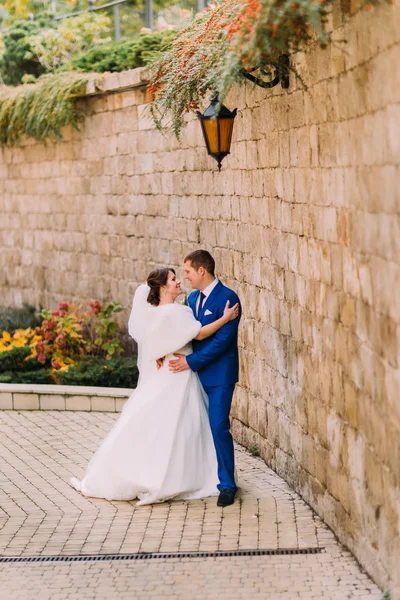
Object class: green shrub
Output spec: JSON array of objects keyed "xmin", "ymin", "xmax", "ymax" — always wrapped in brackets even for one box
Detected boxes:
[
  {"xmin": 26, "ymin": 12, "xmax": 112, "ymax": 73},
  {"xmin": 21, "ymin": 356, "xmax": 49, "ymax": 372},
  {"xmin": 0, "ymin": 352, "xmax": 137, "ymax": 387},
  {"xmin": 55, "ymin": 356, "xmax": 138, "ymax": 388},
  {"xmin": 0, "ymin": 369, "xmax": 53, "ymax": 384},
  {"xmin": 0, "ymin": 346, "xmax": 52, "ymax": 384},
  {"xmin": 69, "ymin": 30, "xmax": 176, "ymax": 74},
  {"xmin": 0, "ymin": 345, "xmax": 32, "ymax": 372},
  {"xmin": 0, "ymin": 304, "xmax": 42, "ymax": 335},
  {"xmin": 0, "ymin": 15, "xmax": 53, "ymax": 86}
]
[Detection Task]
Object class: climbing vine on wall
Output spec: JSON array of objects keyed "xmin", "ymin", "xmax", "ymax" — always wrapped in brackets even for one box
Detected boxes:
[
  {"xmin": 149, "ymin": 0, "xmax": 332, "ymax": 137},
  {"xmin": 0, "ymin": 72, "xmax": 94, "ymax": 146}
]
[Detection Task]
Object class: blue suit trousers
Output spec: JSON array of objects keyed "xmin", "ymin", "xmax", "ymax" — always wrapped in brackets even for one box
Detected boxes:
[{"xmin": 203, "ymin": 383, "xmax": 238, "ymax": 494}]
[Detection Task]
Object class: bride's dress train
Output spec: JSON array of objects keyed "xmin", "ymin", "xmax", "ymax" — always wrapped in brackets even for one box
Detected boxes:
[{"xmin": 70, "ymin": 285, "xmax": 218, "ymax": 505}]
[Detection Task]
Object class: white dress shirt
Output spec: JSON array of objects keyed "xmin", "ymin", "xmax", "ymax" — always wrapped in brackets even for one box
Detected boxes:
[{"xmin": 196, "ymin": 278, "xmax": 219, "ymax": 316}]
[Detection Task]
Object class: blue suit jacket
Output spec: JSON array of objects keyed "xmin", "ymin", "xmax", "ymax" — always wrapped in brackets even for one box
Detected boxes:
[{"xmin": 186, "ymin": 281, "xmax": 241, "ymax": 387}]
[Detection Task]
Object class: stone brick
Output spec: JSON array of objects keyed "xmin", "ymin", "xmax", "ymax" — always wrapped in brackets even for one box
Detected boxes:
[
  {"xmin": 116, "ymin": 398, "xmax": 128, "ymax": 412},
  {"xmin": 13, "ymin": 394, "xmax": 39, "ymax": 410},
  {"xmin": 340, "ymin": 296, "xmax": 356, "ymax": 328},
  {"xmin": 364, "ymin": 446, "xmax": 384, "ymax": 508},
  {"xmin": 91, "ymin": 396, "xmax": 116, "ymax": 412},
  {"xmin": 0, "ymin": 392, "xmax": 13, "ymax": 409},
  {"xmin": 66, "ymin": 396, "xmax": 91, "ymax": 411},
  {"xmin": 257, "ymin": 134, "xmax": 279, "ymax": 168},
  {"xmin": 39, "ymin": 395, "xmax": 66, "ymax": 410},
  {"xmin": 343, "ymin": 379, "xmax": 359, "ymax": 428}
]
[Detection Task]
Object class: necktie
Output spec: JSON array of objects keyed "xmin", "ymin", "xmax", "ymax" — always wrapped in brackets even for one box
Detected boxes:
[{"xmin": 198, "ymin": 292, "xmax": 206, "ymax": 317}]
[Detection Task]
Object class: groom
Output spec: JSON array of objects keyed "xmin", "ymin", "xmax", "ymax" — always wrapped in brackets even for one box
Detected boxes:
[{"xmin": 169, "ymin": 250, "xmax": 241, "ymax": 507}]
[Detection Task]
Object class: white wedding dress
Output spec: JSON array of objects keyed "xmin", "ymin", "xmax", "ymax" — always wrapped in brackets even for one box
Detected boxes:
[{"xmin": 70, "ymin": 284, "xmax": 218, "ymax": 505}]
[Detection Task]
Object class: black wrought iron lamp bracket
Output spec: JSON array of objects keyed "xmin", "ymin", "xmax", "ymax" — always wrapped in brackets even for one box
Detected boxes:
[{"xmin": 242, "ymin": 54, "xmax": 289, "ymax": 89}]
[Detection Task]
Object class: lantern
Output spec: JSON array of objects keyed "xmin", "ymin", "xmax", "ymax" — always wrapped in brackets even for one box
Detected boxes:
[{"xmin": 196, "ymin": 97, "xmax": 237, "ymax": 171}]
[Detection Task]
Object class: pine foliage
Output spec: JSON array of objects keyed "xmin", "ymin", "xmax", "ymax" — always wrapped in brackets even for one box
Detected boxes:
[
  {"xmin": 0, "ymin": 16, "xmax": 53, "ymax": 85},
  {"xmin": 69, "ymin": 30, "xmax": 176, "ymax": 74}
]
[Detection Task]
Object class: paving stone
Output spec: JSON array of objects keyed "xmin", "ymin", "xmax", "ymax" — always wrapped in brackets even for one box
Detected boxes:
[
  {"xmin": 0, "ymin": 555, "xmax": 382, "ymax": 600},
  {"xmin": 0, "ymin": 410, "xmax": 382, "ymax": 598}
]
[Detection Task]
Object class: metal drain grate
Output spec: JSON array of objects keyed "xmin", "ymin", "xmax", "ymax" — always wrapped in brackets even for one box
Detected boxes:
[{"xmin": 0, "ymin": 548, "xmax": 323, "ymax": 564}]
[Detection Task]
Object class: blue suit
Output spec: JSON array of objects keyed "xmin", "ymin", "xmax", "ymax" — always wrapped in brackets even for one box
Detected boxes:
[{"xmin": 186, "ymin": 281, "xmax": 241, "ymax": 493}]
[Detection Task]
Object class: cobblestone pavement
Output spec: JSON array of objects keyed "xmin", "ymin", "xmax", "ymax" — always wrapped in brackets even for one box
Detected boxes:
[
  {"xmin": 0, "ymin": 553, "xmax": 382, "ymax": 600},
  {"xmin": 0, "ymin": 410, "xmax": 382, "ymax": 599}
]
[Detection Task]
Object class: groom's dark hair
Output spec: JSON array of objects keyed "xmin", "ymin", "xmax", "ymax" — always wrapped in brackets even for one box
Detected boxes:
[{"xmin": 184, "ymin": 250, "xmax": 215, "ymax": 276}]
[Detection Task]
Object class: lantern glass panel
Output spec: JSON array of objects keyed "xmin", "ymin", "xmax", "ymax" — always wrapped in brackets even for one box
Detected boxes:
[
  {"xmin": 202, "ymin": 119, "xmax": 219, "ymax": 154},
  {"xmin": 218, "ymin": 118, "xmax": 234, "ymax": 154}
]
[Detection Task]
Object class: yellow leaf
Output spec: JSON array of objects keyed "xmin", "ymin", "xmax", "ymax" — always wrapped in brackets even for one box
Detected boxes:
[
  {"xmin": 13, "ymin": 340, "xmax": 25, "ymax": 347},
  {"xmin": 13, "ymin": 328, "xmax": 33, "ymax": 339},
  {"xmin": 2, "ymin": 331, "xmax": 11, "ymax": 342}
]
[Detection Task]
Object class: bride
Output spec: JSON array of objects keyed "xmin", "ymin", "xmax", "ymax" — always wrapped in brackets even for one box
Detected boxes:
[{"xmin": 70, "ymin": 267, "xmax": 239, "ymax": 505}]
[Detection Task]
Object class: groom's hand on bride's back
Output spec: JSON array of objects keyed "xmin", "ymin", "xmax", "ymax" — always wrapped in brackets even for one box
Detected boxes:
[
  {"xmin": 169, "ymin": 354, "xmax": 189, "ymax": 373},
  {"xmin": 156, "ymin": 357, "xmax": 165, "ymax": 370}
]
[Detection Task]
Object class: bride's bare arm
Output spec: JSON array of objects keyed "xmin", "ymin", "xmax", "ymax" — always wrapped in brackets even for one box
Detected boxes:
[{"xmin": 194, "ymin": 301, "xmax": 239, "ymax": 341}]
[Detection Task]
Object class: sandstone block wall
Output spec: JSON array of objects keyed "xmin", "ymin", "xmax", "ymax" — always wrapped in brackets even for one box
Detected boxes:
[{"xmin": 0, "ymin": 0, "xmax": 399, "ymax": 594}]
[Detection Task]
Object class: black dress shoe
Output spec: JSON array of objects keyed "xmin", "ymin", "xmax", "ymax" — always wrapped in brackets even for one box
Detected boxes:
[{"xmin": 217, "ymin": 489, "xmax": 235, "ymax": 507}]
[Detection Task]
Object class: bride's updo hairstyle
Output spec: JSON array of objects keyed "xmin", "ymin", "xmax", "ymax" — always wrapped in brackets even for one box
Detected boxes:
[{"xmin": 147, "ymin": 268, "xmax": 176, "ymax": 306}]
